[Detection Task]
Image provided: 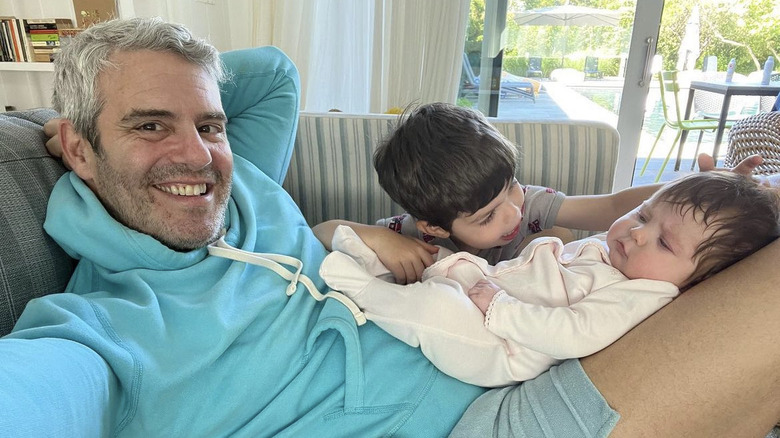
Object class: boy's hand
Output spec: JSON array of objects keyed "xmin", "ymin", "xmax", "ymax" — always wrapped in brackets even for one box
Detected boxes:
[
  {"xmin": 697, "ymin": 153, "xmax": 761, "ymax": 176},
  {"xmin": 363, "ymin": 229, "xmax": 439, "ymax": 284},
  {"xmin": 698, "ymin": 153, "xmax": 780, "ymax": 188},
  {"xmin": 468, "ymin": 279, "xmax": 500, "ymax": 315}
]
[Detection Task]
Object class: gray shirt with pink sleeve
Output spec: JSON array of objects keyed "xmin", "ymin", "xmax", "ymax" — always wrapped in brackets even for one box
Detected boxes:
[{"xmin": 375, "ymin": 184, "xmax": 566, "ymax": 264}]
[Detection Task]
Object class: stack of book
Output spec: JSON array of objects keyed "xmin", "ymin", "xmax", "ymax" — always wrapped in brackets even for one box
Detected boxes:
[
  {"xmin": 27, "ymin": 18, "xmax": 74, "ymax": 63},
  {"xmin": 0, "ymin": 17, "xmax": 76, "ymax": 63}
]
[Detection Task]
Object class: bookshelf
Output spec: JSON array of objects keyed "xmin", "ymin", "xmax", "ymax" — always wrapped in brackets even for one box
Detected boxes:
[
  {"xmin": 0, "ymin": 62, "xmax": 54, "ymax": 72},
  {"xmin": 0, "ymin": 0, "xmax": 237, "ymax": 111},
  {"xmin": 0, "ymin": 0, "xmax": 127, "ymax": 110}
]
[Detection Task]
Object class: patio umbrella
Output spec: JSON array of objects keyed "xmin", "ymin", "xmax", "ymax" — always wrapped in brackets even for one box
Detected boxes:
[
  {"xmin": 676, "ymin": 5, "xmax": 700, "ymax": 71},
  {"xmin": 514, "ymin": 4, "xmax": 622, "ymax": 66}
]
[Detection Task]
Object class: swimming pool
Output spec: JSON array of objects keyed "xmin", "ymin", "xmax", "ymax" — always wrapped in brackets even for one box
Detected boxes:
[{"xmin": 570, "ymin": 86, "xmax": 665, "ymax": 136}]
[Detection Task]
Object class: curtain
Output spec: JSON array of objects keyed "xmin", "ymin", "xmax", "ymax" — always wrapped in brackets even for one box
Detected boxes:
[{"xmin": 251, "ymin": 0, "xmax": 469, "ymax": 113}]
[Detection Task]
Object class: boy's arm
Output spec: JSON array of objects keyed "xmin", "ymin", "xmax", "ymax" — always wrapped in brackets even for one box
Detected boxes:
[
  {"xmin": 313, "ymin": 220, "xmax": 382, "ymax": 250},
  {"xmin": 555, "ymin": 184, "xmax": 660, "ymax": 232},
  {"xmin": 312, "ymin": 220, "xmax": 439, "ymax": 284},
  {"xmin": 556, "ymin": 153, "xmax": 768, "ymax": 232}
]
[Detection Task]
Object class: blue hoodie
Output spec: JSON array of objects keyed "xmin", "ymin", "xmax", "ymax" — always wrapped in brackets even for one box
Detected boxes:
[{"xmin": 0, "ymin": 47, "xmax": 483, "ymax": 437}]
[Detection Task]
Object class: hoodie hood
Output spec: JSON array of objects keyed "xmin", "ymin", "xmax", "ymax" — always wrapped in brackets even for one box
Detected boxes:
[{"xmin": 44, "ymin": 171, "xmax": 225, "ymax": 271}]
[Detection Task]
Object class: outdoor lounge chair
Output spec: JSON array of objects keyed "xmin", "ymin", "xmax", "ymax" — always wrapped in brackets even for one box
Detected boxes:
[
  {"xmin": 526, "ymin": 57, "xmax": 543, "ymax": 78},
  {"xmin": 584, "ymin": 56, "xmax": 603, "ymax": 80},
  {"xmin": 461, "ymin": 53, "xmax": 536, "ymax": 102}
]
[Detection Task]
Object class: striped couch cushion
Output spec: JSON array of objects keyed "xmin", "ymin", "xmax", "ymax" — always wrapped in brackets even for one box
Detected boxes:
[
  {"xmin": 283, "ymin": 112, "xmax": 620, "ymax": 233},
  {"xmin": 492, "ymin": 119, "xmax": 619, "ymax": 197},
  {"xmin": 284, "ymin": 113, "xmax": 404, "ymax": 227}
]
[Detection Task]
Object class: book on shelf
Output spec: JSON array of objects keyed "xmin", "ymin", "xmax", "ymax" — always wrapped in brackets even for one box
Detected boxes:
[
  {"xmin": 29, "ymin": 33, "xmax": 61, "ymax": 42},
  {"xmin": 15, "ymin": 19, "xmax": 32, "ymax": 63},
  {"xmin": 31, "ymin": 41, "xmax": 60, "ymax": 47},
  {"xmin": 26, "ymin": 18, "xmax": 74, "ymax": 30},
  {"xmin": 0, "ymin": 23, "xmax": 8, "ymax": 62},
  {"xmin": 8, "ymin": 19, "xmax": 21, "ymax": 61},
  {"xmin": 0, "ymin": 17, "xmax": 76, "ymax": 63}
]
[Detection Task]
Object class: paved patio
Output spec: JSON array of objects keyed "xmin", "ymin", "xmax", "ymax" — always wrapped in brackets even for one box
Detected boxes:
[
  {"xmin": 495, "ymin": 80, "xmax": 618, "ymax": 123},
  {"xmin": 487, "ymin": 79, "xmax": 723, "ymax": 186}
]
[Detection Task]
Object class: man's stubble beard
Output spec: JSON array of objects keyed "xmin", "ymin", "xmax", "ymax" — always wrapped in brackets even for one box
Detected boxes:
[{"xmin": 92, "ymin": 151, "xmax": 232, "ymax": 252}]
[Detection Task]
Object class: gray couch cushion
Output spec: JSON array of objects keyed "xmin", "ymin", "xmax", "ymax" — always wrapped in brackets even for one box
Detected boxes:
[{"xmin": 0, "ymin": 109, "xmax": 75, "ymax": 337}]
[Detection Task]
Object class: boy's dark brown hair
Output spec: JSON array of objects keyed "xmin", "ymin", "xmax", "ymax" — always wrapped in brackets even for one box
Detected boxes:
[
  {"xmin": 373, "ymin": 103, "xmax": 517, "ymax": 230},
  {"xmin": 653, "ymin": 171, "xmax": 780, "ymax": 289}
]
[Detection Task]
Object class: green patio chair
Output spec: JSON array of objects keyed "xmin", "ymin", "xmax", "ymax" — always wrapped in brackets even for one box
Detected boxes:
[{"xmin": 639, "ymin": 71, "xmax": 734, "ymax": 183}]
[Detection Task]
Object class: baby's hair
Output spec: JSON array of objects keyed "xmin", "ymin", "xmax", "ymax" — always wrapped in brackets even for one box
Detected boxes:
[
  {"xmin": 653, "ymin": 171, "xmax": 780, "ymax": 289},
  {"xmin": 373, "ymin": 103, "xmax": 517, "ymax": 230}
]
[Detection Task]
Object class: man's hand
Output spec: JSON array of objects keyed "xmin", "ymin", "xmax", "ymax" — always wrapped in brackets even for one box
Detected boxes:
[
  {"xmin": 467, "ymin": 279, "xmax": 500, "ymax": 315},
  {"xmin": 43, "ymin": 117, "xmax": 71, "ymax": 169},
  {"xmin": 697, "ymin": 152, "xmax": 762, "ymax": 176},
  {"xmin": 364, "ymin": 229, "xmax": 439, "ymax": 285}
]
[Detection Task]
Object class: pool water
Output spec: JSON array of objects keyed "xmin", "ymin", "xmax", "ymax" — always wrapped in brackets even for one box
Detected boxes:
[
  {"xmin": 570, "ymin": 86, "xmax": 710, "ymax": 186},
  {"xmin": 570, "ymin": 87, "xmax": 665, "ymax": 136}
]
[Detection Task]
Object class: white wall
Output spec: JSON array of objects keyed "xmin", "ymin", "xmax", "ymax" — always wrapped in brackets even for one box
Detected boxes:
[
  {"xmin": 133, "ymin": 0, "xmax": 233, "ymax": 52},
  {"xmin": 0, "ymin": 0, "xmax": 251, "ymax": 110},
  {"xmin": 0, "ymin": 0, "xmax": 77, "ymax": 23}
]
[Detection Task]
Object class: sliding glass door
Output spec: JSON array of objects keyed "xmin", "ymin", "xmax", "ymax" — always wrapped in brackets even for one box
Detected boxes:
[{"xmin": 462, "ymin": 0, "xmax": 664, "ymax": 190}]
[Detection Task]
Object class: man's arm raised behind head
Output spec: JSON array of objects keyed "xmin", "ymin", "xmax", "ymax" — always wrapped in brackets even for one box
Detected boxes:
[{"xmin": 219, "ymin": 47, "xmax": 301, "ymax": 185}]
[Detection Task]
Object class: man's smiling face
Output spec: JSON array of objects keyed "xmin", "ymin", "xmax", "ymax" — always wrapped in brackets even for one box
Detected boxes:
[{"xmin": 79, "ymin": 50, "xmax": 233, "ymax": 251}]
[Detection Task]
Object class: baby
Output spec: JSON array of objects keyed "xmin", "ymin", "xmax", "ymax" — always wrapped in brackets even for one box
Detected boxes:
[{"xmin": 320, "ymin": 172, "xmax": 780, "ymax": 387}]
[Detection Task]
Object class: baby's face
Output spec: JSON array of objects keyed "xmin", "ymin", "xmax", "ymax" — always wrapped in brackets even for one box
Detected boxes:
[
  {"xmin": 606, "ymin": 200, "xmax": 713, "ymax": 287},
  {"xmin": 448, "ymin": 179, "xmax": 526, "ymax": 254}
]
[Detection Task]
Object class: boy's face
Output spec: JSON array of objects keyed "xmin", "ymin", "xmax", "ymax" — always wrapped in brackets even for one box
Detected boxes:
[
  {"xmin": 606, "ymin": 199, "xmax": 713, "ymax": 287},
  {"xmin": 448, "ymin": 180, "xmax": 526, "ymax": 253}
]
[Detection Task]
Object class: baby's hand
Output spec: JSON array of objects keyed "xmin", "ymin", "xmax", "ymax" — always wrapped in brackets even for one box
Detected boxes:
[{"xmin": 468, "ymin": 279, "xmax": 500, "ymax": 315}]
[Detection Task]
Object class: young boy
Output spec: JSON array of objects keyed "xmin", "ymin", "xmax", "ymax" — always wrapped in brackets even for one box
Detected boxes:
[
  {"xmin": 319, "ymin": 172, "xmax": 780, "ymax": 387},
  {"xmin": 313, "ymin": 102, "xmax": 662, "ymax": 284}
]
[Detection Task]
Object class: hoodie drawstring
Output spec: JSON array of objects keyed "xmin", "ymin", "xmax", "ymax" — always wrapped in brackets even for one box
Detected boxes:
[{"xmin": 207, "ymin": 236, "xmax": 366, "ymax": 325}]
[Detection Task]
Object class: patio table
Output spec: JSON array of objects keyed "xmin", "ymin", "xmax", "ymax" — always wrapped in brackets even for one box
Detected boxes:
[{"xmin": 679, "ymin": 80, "xmax": 780, "ymax": 166}]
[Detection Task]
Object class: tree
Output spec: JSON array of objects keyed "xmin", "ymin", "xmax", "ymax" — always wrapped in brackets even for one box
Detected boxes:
[
  {"xmin": 656, "ymin": 0, "xmax": 779, "ymax": 73},
  {"xmin": 466, "ymin": 0, "xmax": 779, "ymax": 77}
]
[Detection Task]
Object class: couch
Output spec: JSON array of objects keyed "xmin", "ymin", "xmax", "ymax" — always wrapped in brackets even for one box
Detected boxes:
[
  {"xmin": 3, "ymin": 107, "xmax": 780, "ymax": 436},
  {"xmin": 0, "ymin": 108, "xmax": 74, "ymax": 336},
  {"xmin": 0, "ymin": 108, "xmax": 620, "ymax": 337},
  {"xmin": 284, "ymin": 111, "xmax": 619, "ymax": 234}
]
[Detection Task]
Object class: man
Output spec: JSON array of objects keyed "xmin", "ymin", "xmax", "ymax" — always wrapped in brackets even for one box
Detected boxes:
[
  {"xmin": 3, "ymin": 16, "xmax": 780, "ymax": 438},
  {"xmin": 0, "ymin": 18, "xmax": 481, "ymax": 436}
]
